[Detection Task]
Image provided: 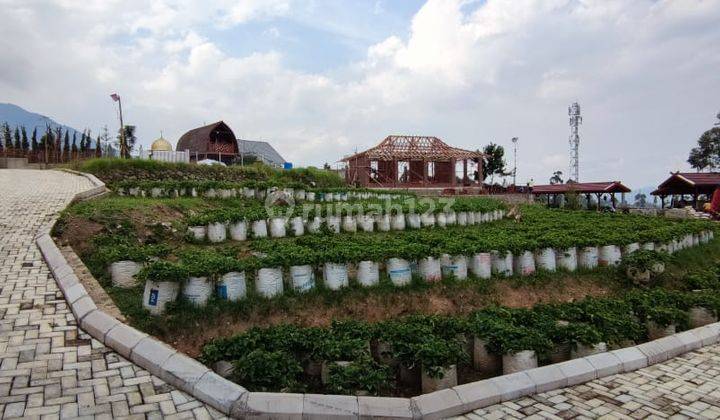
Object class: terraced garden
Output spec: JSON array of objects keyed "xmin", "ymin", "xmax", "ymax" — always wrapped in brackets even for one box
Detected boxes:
[{"xmin": 54, "ymin": 159, "xmax": 720, "ymax": 398}]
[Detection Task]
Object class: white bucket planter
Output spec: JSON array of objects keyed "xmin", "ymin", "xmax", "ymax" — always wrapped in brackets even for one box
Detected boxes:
[
  {"xmin": 375, "ymin": 214, "xmax": 391, "ymax": 231},
  {"xmin": 418, "ymin": 257, "xmax": 442, "ymax": 283},
  {"xmin": 709, "ymin": 230, "xmax": 715, "ymax": 240},
  {"xmin": 207, "ymin": 222, "xmax": 227, "ymax": 243},
  {"xmin": 204, "ymin": 188, "xmax": 217, "ymax": 198},
  {"xmin": 356, "ymin": 215, "xmax": 375, "ymax": 232},
  {"xmin": 325, "ymin": 193, "xmax": 334, "ymax": 202},
  {"xmin": 491, "ymin": 251, "xmax": 513, "ymax": 277},
  {"xmin": 571, "ymin": 342, "xmax": 607, "ymax": 359},
  {"xmin": 623, "ymin": 243, "xmax": 640, "ymax": 255},
  {"xmin": 289, "ymin": 265, "xmax": 315, "ymax": 292},
  {"xmin": 387, "ymin": 258, "xmax": 412, "ymax": 286},
  {"xmin": 502, "ymin": 350, "xmax": 537, "ymax": 374},
  {"xmin": 142, "ymin": 280, "xmax": 180, "ymax": 315},
  {"xmin": 420, "ymin": 213, "xmax": 436, "ymax": 227},
  {"xmin": 306, "ymin": 217, "xmax": 322, "ymax": 233},
  {"xmin": 578, "ymin": 246, "xmax": 599, "ymax": 269},
  {"xmin": 341, "ymin": 216, "xmax": 357, "ymax": 233},
  {"xmin": 534, "ymin": 248, "xmax": 556, "ymax": 272},
  {"xmin": 256, "ymin": 268, "xmax": 284, "ymax": 298},
  {"xmin": 655, "ymin": 242, "xmax": 668, "ymax": 253},
  {"xmin": 475, "ymin": 212, "xmax": 485, "ymax": 223},
  {"xmin": 252, "ymin": 220, "xmax": 268, "ymax": 238},
  {"xmin": 692, "ymin": 234, "xmax": 700, "ymax": 247},
  {"xmin": 513, "ymin": 251, "xmax": 536, "ymax": 276},
  {"xmin": 357, "ymin": 261, "xmax": 380, "ymax": 287},
  {"xmin": 556, "ymin": 247, "xmax": 578, "ymax": 272},
  {"xmin": 269, "ymin": 218, "xmax": 287, "ymax": 238},
  {"xmin": 188, "ymin": 226, "xmax": 206, "ymax": 241},
  {"xmin": 306, "ymin": 192, "xmax": 316, "ymax": 201},
  {"xmin": 326, "ymin": 216, "xmax": 341, "ymax": 233},
  {"xmin": 323, "ymin": 263, "xmax": 349, "ymax": 290},
  {"xmin": 406, "ymin": 214, "xmax": 421, "ymax": 229},
  {"xmin": 217, "ymin": 272, "xmax": 246, "ymax": 301},
  {"xmin": 229, "ymin": 221, "xmax": 247, "ymax": 241},
  {"xmin": 598, "ymin": 245, "xmax": 622, "ymax": 267},
  {"xmin": 421, "ymin": 365, "xmax": 457, "ymax": 394},
  {"xmin": 464, "ymin": 212, "xmax": 475, "ymax": 225},
  {"xmin": 109, "ymin": 261, "xmax": 142, "ymax": 288},
  {"xmin": 445, "ymin": 211, "xmax": 457, "ymax": 225},
  {"xmin": 470, "ymin": 253, "xmax": 492, "ymax": 279},
  {"xmin": 440, "ymin": 254, "xmax": 468, "ymax": 280},
  {"xmin": 129, "ymin": 187, "xmax": 141, "ymax": 197},
  {"xmin": 294, "ymin": 190, "xmax": 306, "ymax": 201},
  {"xmin": 391, "ymin": 214, "xmax": 406, "ymax": 231},
  {"xmin": 219, "ymin": 189, "xmax": 235, "ymax": 198},
  {"xmin": 289, "ymin": 217, "xmax": 304, "ymax": 237},
  {"xmin": 243, "ymin": 188, "xmax": 255, "ymax": 198},
  {"xmin": 641, "ymin": 242, "xmax": 655, "ymax": 251},
  {"xmin": 689, "ymin": 307, "xmax": 718, "ymax": 328},
  {"xmin": 436, "ymin": 213, "xmax": 447, "ymax": 228},
  {"xmin": 457, "ymin": 212, "xmax": 468, "ymax": 226},
  {"xmin": 150, "ymin": 187, "xmax": 163, "ymax": 198},
  {"xmin": 472, "ymin": 337, "xmax": 501, "ymax": 374},
  {"xmin": 183, "ymin": 276, "xmax": 213, "ymax": 306}
]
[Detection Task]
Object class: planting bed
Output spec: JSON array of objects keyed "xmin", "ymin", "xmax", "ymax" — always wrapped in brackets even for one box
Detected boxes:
[{"xmin": 54, "ymin": 186, "xmax": 720, "ymax": 398}]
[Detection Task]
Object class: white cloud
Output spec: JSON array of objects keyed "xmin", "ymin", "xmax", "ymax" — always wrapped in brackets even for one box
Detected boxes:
[{"xmin": 1, "ymin": 0, "xmax": 720, "ymax": 187}]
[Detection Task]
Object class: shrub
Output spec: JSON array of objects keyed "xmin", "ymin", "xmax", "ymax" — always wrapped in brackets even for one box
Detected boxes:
[
  {"xmin": 232, "ymin": 349, "xmax": 304, "ymax": 392},
  {"xmin": 135, "ymin": 261, "xmax": 188, "ymax": 283},
  {"xmin": 325, "ymin": 356, "xmax": 392, "ymax": 395}
]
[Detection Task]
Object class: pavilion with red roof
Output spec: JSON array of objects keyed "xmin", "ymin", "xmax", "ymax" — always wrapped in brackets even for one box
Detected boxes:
[
  {"xmin": 651, "ymin": 172, "xmax": 720, "ymax": 208},
  {"xmin": 531, "ymin": 181, "xmax": 631, "ymax": 209}
]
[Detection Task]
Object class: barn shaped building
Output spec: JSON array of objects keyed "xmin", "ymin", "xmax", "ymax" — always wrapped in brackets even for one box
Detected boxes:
[
  {"xmin": 342, "ymin": 135, "xmax": 484, "ymax": 189},
  {"xmin": 176, "ymin": 121, "xmax": 286, "ymax": 167}
]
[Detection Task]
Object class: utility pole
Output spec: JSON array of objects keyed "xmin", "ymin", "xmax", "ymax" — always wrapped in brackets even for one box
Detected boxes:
[
  {"xmin": 511, "ymin": 137, "xmax": 518, "ymax": 187},
  {"xmin": 111, "ymin": 93, "xmax": 127, "ymax": 158}
]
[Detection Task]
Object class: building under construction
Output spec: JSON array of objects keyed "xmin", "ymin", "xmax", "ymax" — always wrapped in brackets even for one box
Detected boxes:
[{"xmin": 342, "ymin": 135, "xmax": 484, "ymax": 189}]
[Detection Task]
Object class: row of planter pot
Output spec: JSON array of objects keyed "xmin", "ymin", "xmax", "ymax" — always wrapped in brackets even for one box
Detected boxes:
[
  {"xmin": 125, "ymin": 230, "xmax": 714, "ymax": 315},
  {"xmin": 119, "ymin": 185, "xmax": 406, "ymax": 202},
  {"xmin": 188, "ymin": 209, "xmax": 507, "ymax": 242}
]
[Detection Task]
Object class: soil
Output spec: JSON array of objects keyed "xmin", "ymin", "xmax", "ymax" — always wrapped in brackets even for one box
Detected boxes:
[{"xmin": 167, "ymin": 276, "xmax": 613, "ymax": 357}]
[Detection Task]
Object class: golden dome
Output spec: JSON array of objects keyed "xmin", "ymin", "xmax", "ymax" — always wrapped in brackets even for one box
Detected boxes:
[{"xmin": 151, "ymin": 137, "xmax": 173, "ymax": 152}]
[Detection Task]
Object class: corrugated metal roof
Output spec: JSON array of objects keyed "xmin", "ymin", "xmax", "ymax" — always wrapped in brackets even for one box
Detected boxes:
[
  {"xmin": 532, "ymin": 181, "xmax": 631, "ymax": 194},
  {"xmin": 238, "ymin": 139, "xmax": 286, "ymax": 167}
]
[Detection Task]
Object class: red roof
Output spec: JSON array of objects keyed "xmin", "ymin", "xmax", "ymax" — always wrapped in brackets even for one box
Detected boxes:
[
  {"xmin": 532, "ymin": 181, "xmax": 631, "ymax": 195},
  {"xmin": 651, "ymin": 172, "xmax": 720, "ymax": 195}
]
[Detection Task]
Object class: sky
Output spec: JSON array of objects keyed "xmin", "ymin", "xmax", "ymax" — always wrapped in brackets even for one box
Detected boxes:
[{"xmin": 1, "ymin": 0, "xmax": 719, "ymax": 188}]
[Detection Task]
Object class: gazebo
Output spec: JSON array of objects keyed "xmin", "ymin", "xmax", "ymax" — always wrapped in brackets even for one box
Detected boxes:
[
  {"xmin": 176, "ymin": 121, "xmax": 239, "ymax": 164},
  {"xmin": 651, "ymin": 172, "xmax": 720, "ymax": 209},
  {"xmin": 531, "ymin": 181, "xmax": 631, "ymax": 209},
  {"xmin": 342, "ymin": 135, "xmax": 484, "ymax": 188}
]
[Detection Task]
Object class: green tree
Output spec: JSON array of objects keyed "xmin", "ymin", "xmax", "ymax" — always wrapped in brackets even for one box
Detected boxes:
[
  {"xmin": 13, "ymin": 127, "xmax": 20, "ymax": 150},
  {"xmin": 118, "ymin": 125, "xmax": 137, "ymax": 157},
  {"xmin": 481, "ymin": 143, "xmax": 508, "ymax": 184},
  {"xmin": 634, "ymin": 193, "xmax": 647, "ymax": 208},
  {"xmin": 0, "ymin": 123, "xmax": 8, "ymax": 152},
  {"xmin": 688, "ymin": 112, "xmax": 720, "ymax": 171},
  {"xmin": 21, "ymin": 127, "xmax": 29, "ymax": 151},
  {"xmin": 2, "ymin": 123, "xmax": 12, "ymax": 151},
  {"xmin": 63, "ymin": 131, "xmax": 70, "ymax": 159},
  {"xmin": 95, "ymin": 134, "xmax": 102, "ymax": 157},
  {"xmin": 80, "ymin": 130, "xmax": 87, "ymax": 154},
  {"xmin": 31, "ymin": 128, "xmax": 38, "ymax": 151}
]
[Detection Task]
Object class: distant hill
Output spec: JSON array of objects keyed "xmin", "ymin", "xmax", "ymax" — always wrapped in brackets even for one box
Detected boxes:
[{"xmin": 0, "ymin": 102, "xmax": 84, "ymax": 142}]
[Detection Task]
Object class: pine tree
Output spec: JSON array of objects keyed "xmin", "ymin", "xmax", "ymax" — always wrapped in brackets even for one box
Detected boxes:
[
  {"xmin": 54, "ymin": 127, "xmax": 62, "ymax": 162},
  {"xmin": 13, "ymin": 127, "xmax": 21, "ymax": 150},
  {"xmin": 31, "ymin": 128, "xmax": 38, "ymax": 151},
  {"xmin": 63, "ymin": 131, "xmax": 70, "ymax": 160},
  {"xmin": 2, "ymin": 123, "xmax": 12, "ymax": 151},
  {"xmin": 80, "ymin": 130, "xmax": 87, "ymax": 155},
  {"xmin": 71, "ymin": 133, "xmax": 77, "ymax": 158},
  {"xmin": 95, "ymin": 135, "xmax": 102, "ymax": 157},
  {"xmin": 21, "ymin": 127, "xmax": 29, "ymax": 151}
]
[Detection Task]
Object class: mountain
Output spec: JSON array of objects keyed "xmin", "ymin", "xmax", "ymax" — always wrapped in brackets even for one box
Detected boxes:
[{"xmin": 0, "ymin": 102, "xmax": 84, "ymax": 142}]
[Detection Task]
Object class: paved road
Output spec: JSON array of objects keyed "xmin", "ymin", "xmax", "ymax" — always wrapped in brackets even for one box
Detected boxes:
[
  {"xmin": 454, "ymin": 345, "xmax": 720, "ymax": 420},
  {"xmin": 0, "ymin": 170, "xmax": 223, "ymax": 419}
]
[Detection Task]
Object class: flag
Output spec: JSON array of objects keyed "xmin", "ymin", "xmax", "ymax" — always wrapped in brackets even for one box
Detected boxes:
[{"xmin": 110, "ymin": 93, "xmax": 120, "ymax": 102}]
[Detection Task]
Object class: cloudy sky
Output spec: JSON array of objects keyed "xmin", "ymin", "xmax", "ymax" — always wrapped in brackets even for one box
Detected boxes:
[{"xmin": 1, "ymin": 0, "xmax": 719, "ymax": 188}]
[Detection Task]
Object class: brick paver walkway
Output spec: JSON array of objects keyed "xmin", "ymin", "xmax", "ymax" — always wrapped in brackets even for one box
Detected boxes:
[
  {"xmin": 0, "ymin": 170, "xmax": 223, "ymax": 419},
  {"xmin": 455, "ymin": 344, "xmax": 720, "ymax": 420}
]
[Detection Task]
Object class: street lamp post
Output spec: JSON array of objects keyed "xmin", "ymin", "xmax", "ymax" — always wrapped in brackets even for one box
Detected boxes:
[{"xmin": 511, "ymin": 137, "xmax": 518, "ymax": 187}]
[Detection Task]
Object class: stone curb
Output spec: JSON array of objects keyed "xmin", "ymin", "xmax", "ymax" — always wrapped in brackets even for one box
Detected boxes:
[{"xmin": 35, "ymin": 169, "xmax": 720, "ymax": 419}]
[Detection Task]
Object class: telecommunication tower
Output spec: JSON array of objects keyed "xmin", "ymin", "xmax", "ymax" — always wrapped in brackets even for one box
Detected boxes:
[{"xmin": 568, "ymin": 102, "xmax": 582, "ymax": 183}]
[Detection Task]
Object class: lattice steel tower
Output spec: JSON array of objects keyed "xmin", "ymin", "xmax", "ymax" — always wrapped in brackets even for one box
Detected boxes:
[{"xmin": 568, "ymin": 102, "xmax": 582, "ymax": 183}]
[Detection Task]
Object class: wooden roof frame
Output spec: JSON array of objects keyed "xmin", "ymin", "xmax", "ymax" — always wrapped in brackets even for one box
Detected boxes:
[{"xmin": 342, "ymin": 135, "xmax": 484, "ymax": 162}]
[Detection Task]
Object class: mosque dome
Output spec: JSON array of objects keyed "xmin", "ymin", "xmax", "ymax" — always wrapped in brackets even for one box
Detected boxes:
[{"xmin": 151, "ymin": 136, "xmax": 173, "ymax": 152}]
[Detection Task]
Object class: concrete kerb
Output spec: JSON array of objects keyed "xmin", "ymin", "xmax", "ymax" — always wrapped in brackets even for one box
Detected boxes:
[{"xmin": 34, "ymin": 169, "xmax": 720, "ymax": 419}]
